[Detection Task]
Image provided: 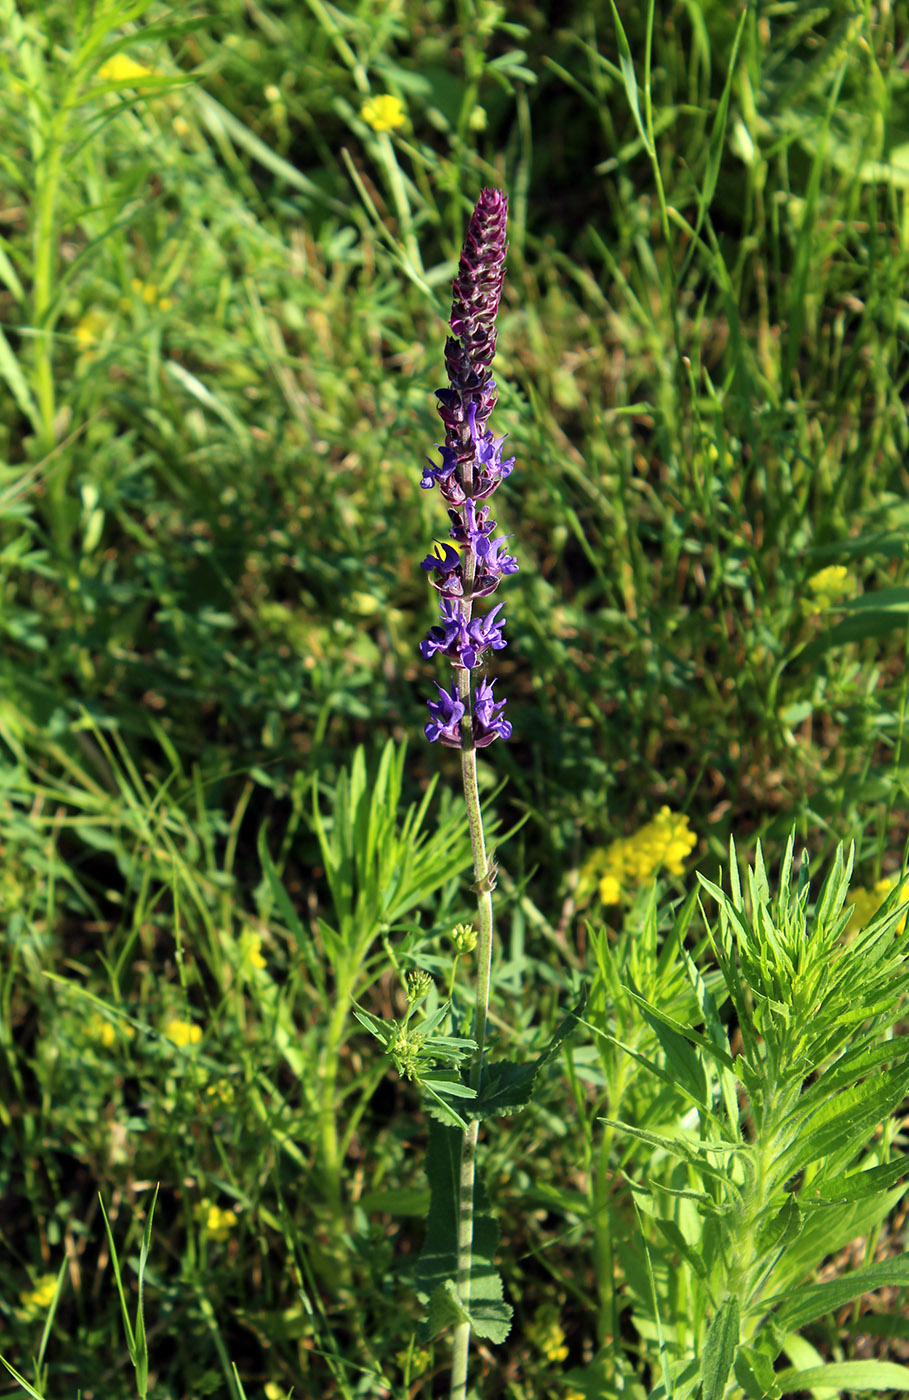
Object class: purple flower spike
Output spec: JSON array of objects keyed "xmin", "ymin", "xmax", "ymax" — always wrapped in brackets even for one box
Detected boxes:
[
  {"xmin": 425, "ymin": 680, "xmax": 466, "ymax": 746},
  {"xmin": 419, "ymin": 188, "xmax": 515, "ymax": 746}
]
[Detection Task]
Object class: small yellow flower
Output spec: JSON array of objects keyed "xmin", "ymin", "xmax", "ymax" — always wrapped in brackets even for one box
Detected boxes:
[
  {"xmin": 806, "ymin": 565, "xmax": 853, "ymax": 612},
  {"xmin": 165, "ymin": 1018, "xmax": 202, "ymax": 1048},
  {"xmin": 206, "ymin": 1078, "xmax": 236, "ymax": 1107},
  {"xmin": 98, "ymin": 55, "xmax": 156, "ymax": 85},
  {"xmin": 847, "ymin": 876, "xmax": 908, "ymax": 934},
  {"xmin": 239, "ymin": 928, "xmax": 267, "ymax": 972},
  {"xmin": 194, "ymin": 1198, "xmax": 237, "ymax": 1242},
  {"xmin": 264, "ymin": 1386, "xmax": 286, "ymax": 1400},
  {"xmin": 360, "ymin": 94, "xmax": 406, "ymax": 133},
  {"xmin": 17, "ymin": 1274, "xmax": 57, "ymax": 1319},
  {"xmin": 527, "ymin": 1303, "xmax": 570, "ymax": 1364},
  {"xmin": 75, "ymin": 308, "xmax": 111, "ymax": 351},
  {"xmin": 86, "ymin": 1011, "xmax": 134, "ymax": 1046}
]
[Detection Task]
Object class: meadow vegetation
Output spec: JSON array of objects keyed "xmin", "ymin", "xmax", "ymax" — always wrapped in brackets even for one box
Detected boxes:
[{"xmin": 2, "ymin": 1, "xmax": 909, "ymax": 1397}]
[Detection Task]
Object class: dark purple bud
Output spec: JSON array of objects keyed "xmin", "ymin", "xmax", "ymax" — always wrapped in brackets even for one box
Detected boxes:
[{"xmin": 438, "ymin": 187, "xmax": 508, "ymax": 459}]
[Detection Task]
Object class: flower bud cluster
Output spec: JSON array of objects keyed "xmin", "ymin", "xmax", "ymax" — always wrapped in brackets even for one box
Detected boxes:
[{"xmin": 420, "ymin": 188, "xmax": 515, "ymax": 748}]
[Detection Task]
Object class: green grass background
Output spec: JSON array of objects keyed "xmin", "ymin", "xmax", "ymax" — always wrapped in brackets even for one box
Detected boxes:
[{"xmin": 2, "ymin": 0, "xmax": 909, "ymax": 1396}]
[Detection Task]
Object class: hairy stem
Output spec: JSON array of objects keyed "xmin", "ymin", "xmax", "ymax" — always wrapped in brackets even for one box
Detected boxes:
[{"xmin": 449, "ymin": 733, "xmax": 495, "ymax": 1400}]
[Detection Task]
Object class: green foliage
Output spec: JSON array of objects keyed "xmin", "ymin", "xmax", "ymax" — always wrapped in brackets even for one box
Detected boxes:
[
  {"xmin": 580, "ymin": 840, "xmax": 909, "ymax": 1397},
  {"xmin": 2, "ymin": 0, "xmax": 909, "ymax": 1395}
]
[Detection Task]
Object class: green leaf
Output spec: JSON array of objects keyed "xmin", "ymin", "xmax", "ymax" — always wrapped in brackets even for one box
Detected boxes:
[
  {"xmin": 775, "ymin": 1360, "xmax": 909, "ymax": 1393},
  {"xmin": 415, "ymin": 1121, "xmax": 512, "ymax": 1343},
  {"xmin": 651, "ymin": 1216, "xmax": 707, "ymax": 1280},
  {"xmin": 0, "ymin": 1356, "xmax": 48, "ymax": 1400},
  {"xmin": 734, "ymin": 1345, "xmax": 782, "ymax": 1400},
  {"xmin": 809, "ymin": 1157, "xmax": 908, "ymax": 1204},
  {"xmin": 767, "ymin": 1256, "xmax": 909, "ymax": 1333},
  {"xmin": 701, "ymin": 1295, "xmax": 740, "ymax": 1400},
  {"xmin": 802, "ymin": 586, "xmax": 909, "ymax": 659},
  {"xmin": 607, "ymin": 1, "xmax": 653, "ymax": 157},
  {"xmin": 755, "ymin": 1195, "xmax": 801, "ymax": 1257},
  {"xmin": 779, "ymin": 1062, "xmax": 909, "ymax": 1177},
  {"xmin": 472, "ymin": 991, "xmax": 587, "ymax": 1119}
]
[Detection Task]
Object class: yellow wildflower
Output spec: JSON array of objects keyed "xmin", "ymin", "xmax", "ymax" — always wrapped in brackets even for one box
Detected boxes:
[
  {"xmin": 847, "ymin": 876, "xmax": 908, "ymax": 934},
  {"xmin": 98, "ymin": 55, "xmax": 156, "ymax": 85},
  {"xmin": 239, "ymin": 928, "xmax": 267, "ymax": 972},
  {"xmin": 205, "ymin": 1078, "xmax": 236, "ymax": 1108},
  {"xmin": 17, "ymin": 1274, "xmax": 57, "ymax": 1319},
  {"xmin": 75, "ymin": 308, "xmax": 111, "ymax": 351},
  {"xmin": 527, "ymin": 1303, "xmax": 570, "ymax": 1364},
  {"xmin": 86, "ymin": 1012, "xmax": 134, "ymax": 1046},
  {"xmin": 592, "ymin": 807, "xmax": 696, "ymax": 904},
  {"xmin": 264, "ymin": 1386, "xmax": 286, "ymax": 1400},
  {"xmin": 360, "ymin": 94, "xmax": 406, "ymax": 133},
  {"xmin": 124, "ymin": 279, "xmax": 173, "ymax": 313},
  {"xmin": 164, "ymin": 1018, "xmax": 202, "ymax": 1047},
  {"xmin": 806, "ymin": 565, "xmax": 853, "ymax": 612},
  {"xmin": 194, "ymin": 1198, "xmax": 237, "ymax": 1242}
]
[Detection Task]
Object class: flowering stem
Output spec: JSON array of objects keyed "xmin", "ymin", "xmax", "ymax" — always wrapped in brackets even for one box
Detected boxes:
[{"xmin": 416, "ymin": 187, "xmax": 511, "ymax": 1397}]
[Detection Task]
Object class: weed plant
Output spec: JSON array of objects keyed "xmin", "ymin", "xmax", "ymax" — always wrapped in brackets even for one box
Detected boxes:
[{"xmin": 1, "ymin": 1, "xmax": 909, "ymax": 1397}]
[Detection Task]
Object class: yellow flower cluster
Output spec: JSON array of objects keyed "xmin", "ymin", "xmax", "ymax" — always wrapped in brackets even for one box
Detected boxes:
[
  {"xmin": 17, "ymin": 1274, "xmax": 57, "ymax": 1318},
  {"xmin": 165, "ymin": 1018, "xmax": 202, "ymax": 1048},
  {"xmin": 847, "ymin": 876, "xmax": 908, "ymax": 934},
  {"xmin": 806, "ymin": 565, "xmax": 853, "ymax": 612},
  {"xmin": 124, "ymin": 278, "xmax": 173, "ymax": 312},
  {"xmin": 527, "ymin": 1304, "xmax": 570, "ymax": 1364},
  {"xmin": 360, "ymin": 94, "xmax": 406, "ymax": 132},
  {"xmin": 85, "ymin": 1012, "xmax": 134, "ymax": 1047},
  {"xmin": 592, "ymin": 807, "xmax": 696, "ymax": 904},
  {"xmin": 194, "ymin": 1199, "xmax": 237, "ymax": 1242}
]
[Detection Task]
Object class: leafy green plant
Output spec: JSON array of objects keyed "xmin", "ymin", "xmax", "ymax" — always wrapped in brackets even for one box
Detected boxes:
[{"xmin": 580, "ymin": 839, "xmax": 909, "ymax": 1398}]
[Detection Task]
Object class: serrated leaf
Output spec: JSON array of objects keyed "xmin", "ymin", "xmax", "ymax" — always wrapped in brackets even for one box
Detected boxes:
[
  {"xmin": 472, "ymin": 991, "xmax": 586, "ymax": 1119},
  {"xmin": 702, "ymin": 1295, "xmax": 740, "ymax": 1400},
  {"xmin": 415, "ymin": 1121, "xmax": 511, "ymax": 1343}
]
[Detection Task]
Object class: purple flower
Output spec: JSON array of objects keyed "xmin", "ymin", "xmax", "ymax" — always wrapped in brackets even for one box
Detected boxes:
[
  {"xmin": 425, "ymin": 680, "xmax": 466, "ymax": 746},
  {"xmin": 473, "ymin": 678, "xmax": 511, "ymax": 747},
  {"xmin": 419, "ymin": 188, "xmax": 515, "ymax": 747}
]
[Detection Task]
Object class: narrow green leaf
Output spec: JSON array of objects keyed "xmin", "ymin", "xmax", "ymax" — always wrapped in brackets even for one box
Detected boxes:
[
  {"xmin": 775, "ymin": 1360, "xmax": 909, "ymax": 1392},
  {"xmin": 782, "ymin": 1062, "xmax": 909, "ymax": 1175},
  {"xmin": 98, "ymin": 1193, "xmax": 137, "ymax": 1358},
  {"xmin": 809, "ymin": 1157, "xmax": 907, "ymax": 1204},
  {"xmin": 0, "ymin": 1356, "xmax": 48, "ymax": 1400},
  {"xmin": 768, "ymin": 1256, "xmax": 909, "ymax": 1333},
  {"xmin": 702, "ymin": 1295, "xmax": 740, "ymax": 1400},
  {"xmin": 607, "ymin": 1, "xmax": 653, "ymax": 156},
  {"xmin": 0, "ymin": 324, "xmax": 39, "ymax": 429}
]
